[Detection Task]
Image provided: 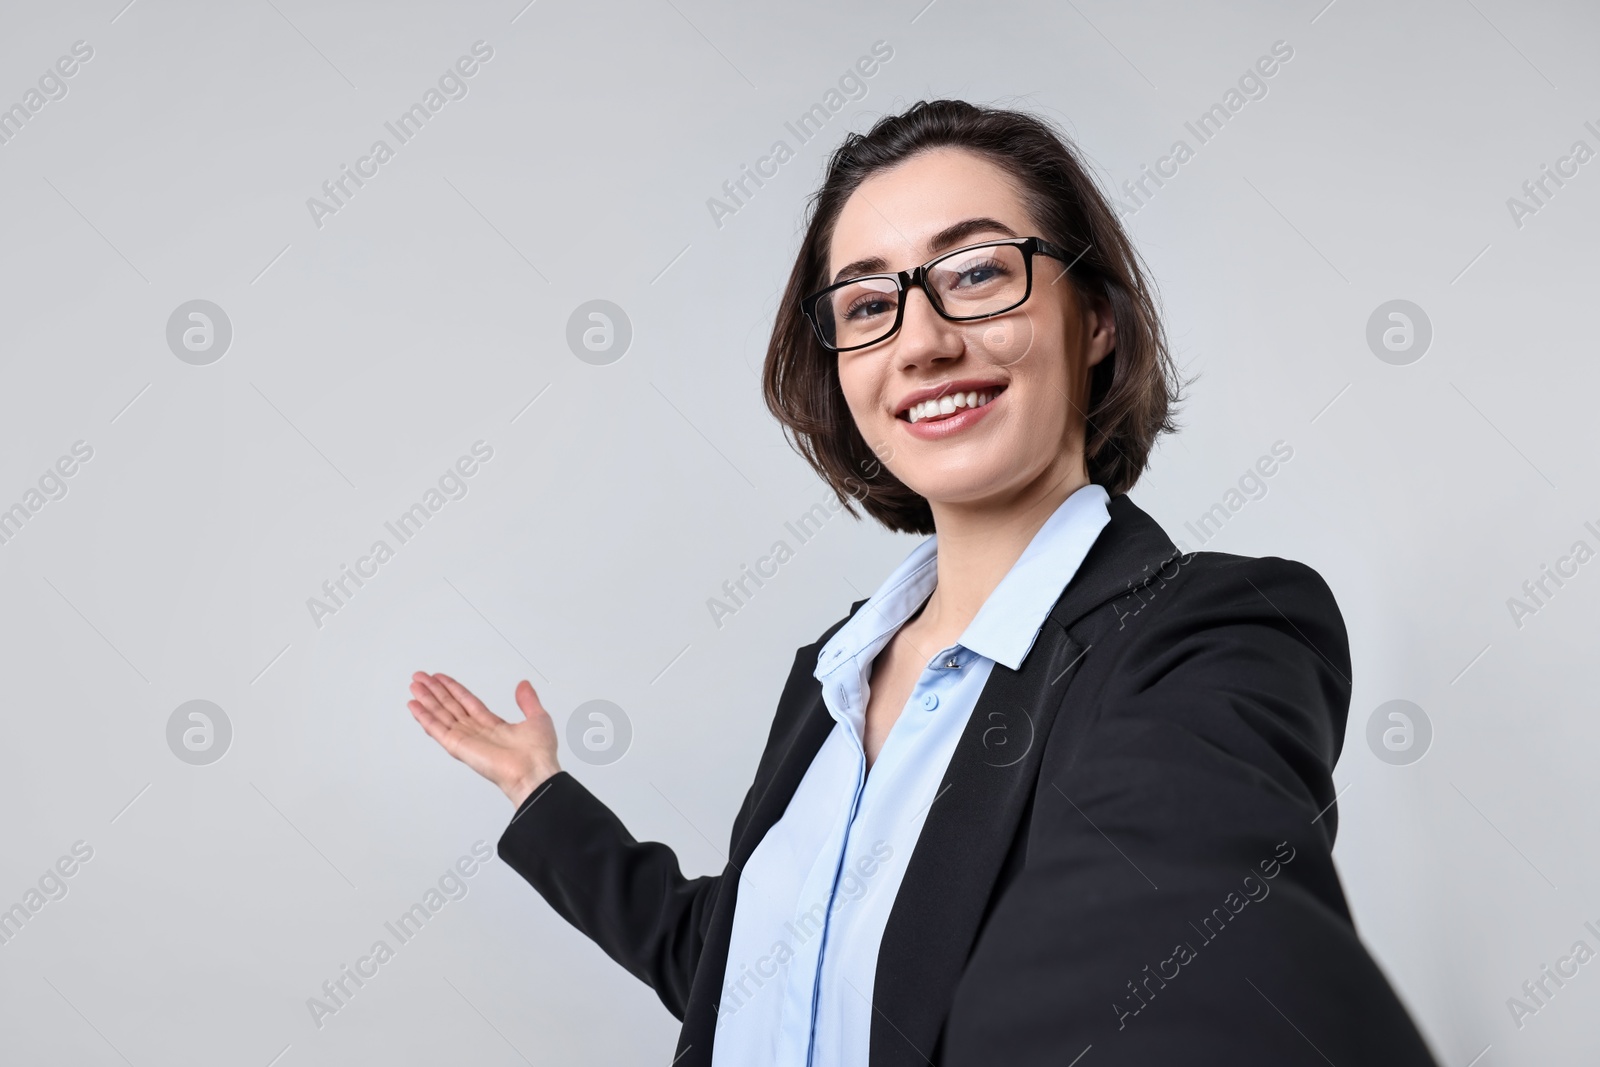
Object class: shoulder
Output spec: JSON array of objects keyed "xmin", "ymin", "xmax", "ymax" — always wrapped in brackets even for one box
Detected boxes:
[
  {"xmin": 1078, "ymin": 547, "xmax": 1351, "ymax": 699},
  {"xmin": 1057, "ymin": 549, "xmax": 1354, "ymax": 807},
  {"xmin": 1136, "ymin": 548, "xmax": 1342, "ymax": 617},
  {"xmin": 1010, "ymin": 552, "xmax": 1360, "ymax": 937},
  {"xmin": 1089, "ymin": 549, "xmax": 1348, "ymax": 673}
]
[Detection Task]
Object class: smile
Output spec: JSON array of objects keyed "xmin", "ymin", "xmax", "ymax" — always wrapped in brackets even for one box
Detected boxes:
[
  {"xmin": 902, "ymin": 388, "xmax": 1003, "ymax": 425},
  {"xmin": 896, "ymin": 382, "xmax": 1004, "ymax": 441}
]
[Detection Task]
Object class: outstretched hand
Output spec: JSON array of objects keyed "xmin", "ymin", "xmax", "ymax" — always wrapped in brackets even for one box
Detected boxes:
[{"xmin": 408, "ymin": 672, "xmax": 561, "ymax": 808}]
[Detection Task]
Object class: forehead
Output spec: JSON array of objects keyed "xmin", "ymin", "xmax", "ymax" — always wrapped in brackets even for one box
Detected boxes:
[{"xmin": 828, "ymin": 147, "xmax": 1035, "ymax": 277}]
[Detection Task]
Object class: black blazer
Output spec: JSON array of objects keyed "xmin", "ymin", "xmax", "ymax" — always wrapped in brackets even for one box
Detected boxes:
[{"xmin": 496, "ymin": 493, "xmax": 1439, "ymax": 1066}]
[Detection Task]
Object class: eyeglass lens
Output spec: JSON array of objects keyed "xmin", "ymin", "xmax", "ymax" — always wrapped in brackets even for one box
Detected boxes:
[{"xmin": 815, "ymin": 243, "xmax": 1030, "ymax": 349}]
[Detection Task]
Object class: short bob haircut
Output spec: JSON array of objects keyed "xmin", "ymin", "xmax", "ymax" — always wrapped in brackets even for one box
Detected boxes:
[{"xmin": 763, "ymin": 98, "xmax": 1183, "ymax": 536}]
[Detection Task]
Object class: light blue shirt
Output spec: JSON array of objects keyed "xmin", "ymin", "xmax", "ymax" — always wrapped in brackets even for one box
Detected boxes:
[{"xmin": 711, "ymin": 482, "xmax": 1112, "ymax": 1067}]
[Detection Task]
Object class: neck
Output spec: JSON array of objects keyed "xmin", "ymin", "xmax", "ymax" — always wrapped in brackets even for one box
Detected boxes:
[{"xmin": 915, "ymin": 454, "xmax": 1091, "ymax": 644}]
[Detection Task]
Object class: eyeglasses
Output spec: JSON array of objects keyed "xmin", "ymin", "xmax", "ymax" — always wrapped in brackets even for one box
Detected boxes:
[{"xmin": 800, "ymin": 236, "xmax": 1081, "ymax": 353}]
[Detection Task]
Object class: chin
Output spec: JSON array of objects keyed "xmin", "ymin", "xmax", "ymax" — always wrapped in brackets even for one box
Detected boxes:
[{"xmin": 904, "ymin": 468, "xmax": 1015, "ymax": 507}]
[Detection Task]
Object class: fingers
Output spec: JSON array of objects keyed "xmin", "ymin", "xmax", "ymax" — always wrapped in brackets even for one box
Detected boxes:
[
  {"xmin": 411, "ymin": 671, "xmax": 473, "ymax": 726},
  {"xmin": 434, "ymin": 672, "xmax": 504, "ymax": 728},
  {"xmin": 408, "ymin": 699, "xmax": 458, "ymax": 751},
  {"xmin": 514, "ymin": 679, "xmax": 549, "ymax": 723}
]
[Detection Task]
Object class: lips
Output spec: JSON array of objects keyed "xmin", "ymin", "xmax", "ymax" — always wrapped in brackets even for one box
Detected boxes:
[
  {"xmin": 898, "ymin": 384, "xmax": 1006, "ymax": 440},
  {"xmin": 904, "ymin": 386, "xmax": 1004, "ymax": 424},
  {"xmin": 894, "ymin": 380, "xmax": 1009, "ymax": 423}
]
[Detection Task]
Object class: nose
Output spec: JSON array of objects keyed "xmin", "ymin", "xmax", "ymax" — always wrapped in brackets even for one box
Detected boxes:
[{"xmin": 893, "ymin": 283, "xmax": 964, "ymax": 370}]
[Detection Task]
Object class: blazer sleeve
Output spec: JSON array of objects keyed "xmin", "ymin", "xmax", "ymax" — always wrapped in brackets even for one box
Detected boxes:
[
  {"xmin": 496, "ymin": 770, "xmax": 732, "ymax": 1019},
  {"xmin": 941, "ymin": 555, "xmax": 1440, "ymax": 1066},
  {"xmin": 491, "ymin": 613, "xmax": 853, "ymax": 1024}
]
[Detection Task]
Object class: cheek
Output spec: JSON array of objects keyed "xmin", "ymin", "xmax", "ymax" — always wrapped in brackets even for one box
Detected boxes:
[
  {"xmin": 835, "ymin": 360, "xmax": 880, "ymax": 427},
  {"xmin": 975, "ymin": 310, "xmax": 1038, "ymax": 368},
  {"xmin": 1010, "ymin": 362, "xmax": 1073, "ymax": 438}
]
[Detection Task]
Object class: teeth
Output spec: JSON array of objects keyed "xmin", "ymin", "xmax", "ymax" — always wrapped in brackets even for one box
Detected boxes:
[{"xmin": 907, "ymin": 389, "xmax": 998, "ymax": 424}]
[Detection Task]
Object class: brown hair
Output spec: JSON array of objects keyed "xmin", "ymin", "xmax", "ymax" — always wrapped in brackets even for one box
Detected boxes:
[{"xmin": 762, "ymin": 98, "xmax": 1184, "ymax": 535}]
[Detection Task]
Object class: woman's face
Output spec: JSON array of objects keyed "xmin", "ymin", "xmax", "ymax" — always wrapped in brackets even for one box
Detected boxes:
[{"xmin": 828, "ymin": 147, "xmax": 1115, "ymax": 514}]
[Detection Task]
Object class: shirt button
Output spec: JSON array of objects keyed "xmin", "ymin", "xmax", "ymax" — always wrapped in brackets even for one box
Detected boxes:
[{"xmin": 921, "ymin": 692, "xmax": 939, "ymax": 711}]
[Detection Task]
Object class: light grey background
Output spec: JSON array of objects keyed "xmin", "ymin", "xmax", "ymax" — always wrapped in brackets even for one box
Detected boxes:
[{"xmin": 0, "ymin": 0, "xmax": 1595, "ymax": 1063}]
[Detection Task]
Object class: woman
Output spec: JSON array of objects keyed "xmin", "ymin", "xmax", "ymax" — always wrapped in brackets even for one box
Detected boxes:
[{"xmin": 406, "ymin": 100, "xmax": 1438, "ymax": 1066}]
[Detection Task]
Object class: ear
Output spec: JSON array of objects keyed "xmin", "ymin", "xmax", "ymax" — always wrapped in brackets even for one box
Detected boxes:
[{"xmin": 1084, "ymin": 292, "xmax": 1117, "ymax": 369}]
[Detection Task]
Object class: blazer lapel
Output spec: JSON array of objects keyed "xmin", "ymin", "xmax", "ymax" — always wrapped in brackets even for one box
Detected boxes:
[
  {"xmin": 675, "ymin": 604, "xmax": 866, "ymax": 1066},
  {"xmin": 1047, "ymin": 492, "xmax": 1184, "ymax": 633},
  {"xmin": 679, "ymin": 496, "xmax": 1181, "ymax": 1066},
  {"xmin": 869, "ymin": 620, "xmax": 1087, "ymax": 1066},
  {"xmin": 733, "ymin": 681, "xmax": 838, "ymax": 868},
  {"xmin": 869, "ymin": 493, "xmax": 1181, "ymax": 1065}
]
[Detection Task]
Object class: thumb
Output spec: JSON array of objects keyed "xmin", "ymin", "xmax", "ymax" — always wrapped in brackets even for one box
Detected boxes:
[{"xmin": 514, "ymin": 679, "xmax": 548, "ymax": 722}]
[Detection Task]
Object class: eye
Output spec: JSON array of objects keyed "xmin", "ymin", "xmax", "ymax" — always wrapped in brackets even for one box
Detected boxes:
[
  {"xmin": 949, "ymin": 258, "xmax": 1009, "ymax": 289},
  {"xmin": 835, "ymin": 277, "xmax": 899, "ymax": 321},
  {"xmin": 843, "ymin": 293, "xmax": 896, "ymax": 320}
]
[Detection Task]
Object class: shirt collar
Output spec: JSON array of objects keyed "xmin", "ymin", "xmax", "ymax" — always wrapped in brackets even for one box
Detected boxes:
[
  {"xmin": 812, "ymin": 528, "xmax": 940, "ymax": 689},
  {"xmin": 814, "ymin": 482, "xmax": 1112, "ymax": 681},
  {"xmin": 958, "ymin": 482, "xmax": 1111, "ymax": 669}
]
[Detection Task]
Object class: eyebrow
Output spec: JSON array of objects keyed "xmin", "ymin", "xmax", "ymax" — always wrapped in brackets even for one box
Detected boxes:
[{"xmin": 830, "ymin": 217, "xmax": 1020, "ymax": 284}]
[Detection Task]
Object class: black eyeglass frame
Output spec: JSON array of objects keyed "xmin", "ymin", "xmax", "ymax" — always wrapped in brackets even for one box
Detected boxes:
[{"xmin": 800, "ymin": 235, "xmax": 1081, "ymax": 353}]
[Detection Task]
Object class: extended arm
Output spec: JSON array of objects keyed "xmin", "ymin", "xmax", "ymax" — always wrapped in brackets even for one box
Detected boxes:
[
  {"xmin": 942, "ymin": 557, "xmax": 1439, "ymax": 1065},
  {"xmin": 495, "ymin": 771, "xmax": 721, "ymax": 1018},
  {"xmin": 407, "ymin": 672, "xmax": 721, "ymax": 1018}
]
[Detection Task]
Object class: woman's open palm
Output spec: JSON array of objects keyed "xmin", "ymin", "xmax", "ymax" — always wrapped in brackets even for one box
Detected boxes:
[{"xmin": 408, "ymin": 672, "xmax": 560, "ymax": 807}]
